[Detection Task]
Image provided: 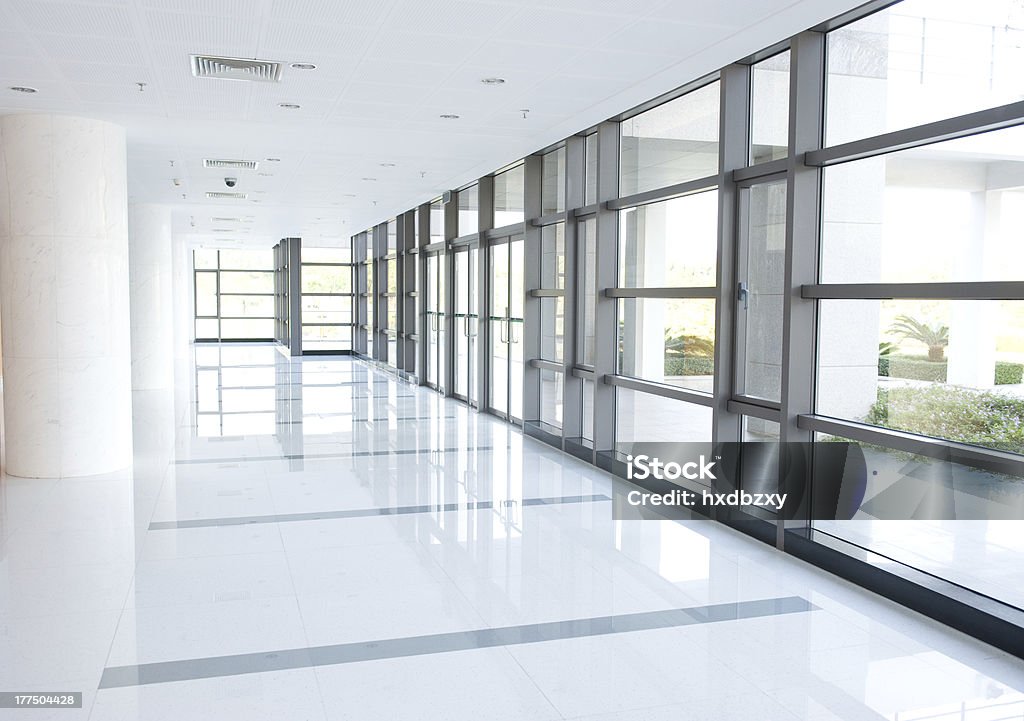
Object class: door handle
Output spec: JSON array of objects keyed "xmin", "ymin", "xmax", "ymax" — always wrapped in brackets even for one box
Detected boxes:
[{"xmin": 737, "ymin": 282, "xmax": 749, "ymax": 311}]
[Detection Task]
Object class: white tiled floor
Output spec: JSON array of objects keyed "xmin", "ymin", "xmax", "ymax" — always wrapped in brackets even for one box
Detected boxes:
[{"xmin": 0, "ymin": 343, "xmax": 1023, "ymax": 720}]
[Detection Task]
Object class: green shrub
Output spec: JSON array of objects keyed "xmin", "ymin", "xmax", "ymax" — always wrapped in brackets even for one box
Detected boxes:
[
  {"xmin": 878, "ymin": 356, "xmax": 1023, "ymax": 385},
  {"xmin": 865, "ymin": 385, "xmax": 1024, "ymax": 454},
  {"xmin": 995, "ymin": 361, "xmax": 1024, "ymax": 385},
  {"xmin": 886, "ymin": 356, "xmax": 947, "ymax": 382},
  {"xmin": 664, "ymin": 355, "xmax": 714, "ymax": 376}
]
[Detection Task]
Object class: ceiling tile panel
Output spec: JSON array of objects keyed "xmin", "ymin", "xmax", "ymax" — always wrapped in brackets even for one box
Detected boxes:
[
  {"xmin": 140, "ymin": 0, "xmax": 262, "ymax": 16},
  {"xmin": 497, "ymin": 8, "xmax": 629, "ymax": 48},
  {"xmin": 10, "ymin": 1, "xmax": 135, "ymax": 38},
  {"xmin": 42, "ymin": 34, "xmax": 147, "ymax": 65},
  {"xmin": 367, "ymin": 31, "xmax": 487, "ymax": 66},
  {"xmin": 605, "ymin": 18, "xmax": 728, "ymax": 57},
  {"xmin": 267, "ymin": 0, "xmax": 397, "ymax": 28},
  {"xmin": 142, "ymin": 9, "xmax": 258, "ymax": 55},
  {"xmin": 259, "ymin": 20, "xmax": 373, "ymax": 56},
  {"xmin": 461, "ymin": 40, "xmax": 578, "ymax": 72},
  {"xmin": 388, "ymin": 0, "xmax": 519, "ymax": 36}
]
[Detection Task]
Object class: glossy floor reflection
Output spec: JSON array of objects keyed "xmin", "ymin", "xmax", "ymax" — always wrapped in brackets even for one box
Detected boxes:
[{"xmin": 1, "ymin": 343, "xmax": 1023, "ymax": 720}]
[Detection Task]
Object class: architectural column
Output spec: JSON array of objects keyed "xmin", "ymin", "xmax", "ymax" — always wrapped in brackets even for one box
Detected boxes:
[
  {"xmin": 0, "ymin": 114, "xmax": 133, "ymax": 478},
  {"xmin": 129, "ymin": 203, "xmax": 173, "ymax": 389}
]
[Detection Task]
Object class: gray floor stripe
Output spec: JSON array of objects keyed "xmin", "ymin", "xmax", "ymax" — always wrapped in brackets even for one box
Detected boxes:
[
  {"xmin": 149, "ymin": 493, "xmax": 612, "ymax": 530},
  {"xmin": 98, "ymin": 596, "xmax": 815, "ymax": 689},
  {"xmin": 173, "ymin": 444, "xmax": 502, "ymax": 465},
  {"xmin": 185, "ymin": 413, "xmax": 460, "ymax": 429}
]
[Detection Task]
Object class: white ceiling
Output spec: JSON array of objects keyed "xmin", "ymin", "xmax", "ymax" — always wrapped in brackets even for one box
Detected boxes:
[{"xmin": 0, "ymin": 0, "xmax": 862, "ymax": 248}]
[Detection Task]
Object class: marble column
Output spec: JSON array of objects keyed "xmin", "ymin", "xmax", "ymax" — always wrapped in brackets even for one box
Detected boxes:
[
  {"xmin": 128, "ymin": 203, "xmax": 173, "ymax": 389},
  {"xmin": 0, "ymin": 114, "xmax": 133, "ymax": 478}
]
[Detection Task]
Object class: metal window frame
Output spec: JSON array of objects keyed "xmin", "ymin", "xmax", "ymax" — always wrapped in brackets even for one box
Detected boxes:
[{"xmin": 339, "ymin": 0, "xmax": 1024, "ymax": 655}]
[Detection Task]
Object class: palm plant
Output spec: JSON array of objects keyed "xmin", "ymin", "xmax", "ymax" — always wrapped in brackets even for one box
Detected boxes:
[{"xmin": 888, "ymin": 315, "xmax": 949, "ymax": 361}]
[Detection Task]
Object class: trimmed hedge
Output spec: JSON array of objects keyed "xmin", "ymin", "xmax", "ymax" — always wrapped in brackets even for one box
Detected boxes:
[
  {"xmin": 664, "ymin": 356, "xmax": 714, "ymax": 376},
  {"xmin": 865, "ymin": 384, "xmax": 1024, "ymax": 454},
  {"xmin": 996, "ymin": 361, "xmax": 1024, "ymax": 385},
  {"xmin": 878, "ymin": 354, "xmax": 1024, "ymax": 386}
]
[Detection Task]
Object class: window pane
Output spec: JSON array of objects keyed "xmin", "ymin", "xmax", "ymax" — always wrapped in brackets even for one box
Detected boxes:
[
  {"xmin": 542, "ymin": 147, "xmax": 566, "ymax": 214},
  {"xmin": 743, "ymin": 416, "xmax": 780, "ymax": 442},
  {"xmin": 541, "ymin": 223, "xmax": 564, "ymax": 289},
  {"xmin": 302, "ymin": 265, "xmax": 351, "ymax": 294},
  {"xmin": 220, "ymin": 271, "xmax": 273, "ymax": 294},
  {"xmin": 220, "ymin": 318, "xmax": 273, "ymax": 338},
  {"xmin": 540, "ymin": 368, "xmax": 563, "ymax": 429},
  {"xmin": 386, "ymin": 259, "xmax": 397, "ymax": 294},
  {"xmin": 494, "ymin": 165, "xmax": 525, "ymax": 226},
  {"xmin": 387, "ymin": 219, "xmax": 397, "ymax": 252},
  {"xmin": 302, "ymin": 247, "xmax": 351, "ymax": 263},
  {"xmin": 582, "ymin": 379, "xmax": 594, "ymax": 442},
  {"xmin": 584, "ymin": 133, "xmax": 598, "ymax": 206},
  {"xmin": 302, "ymin": 325, "xmax": 352, "ymax": 343},
  {"xmin": 302, "ymin": 301, "xmax": 351, "ymax": 325},
  {"xmin": 750, "ymin": 50, "xmax": 790, "ymax": 164},
  {"xmin": 813, "ymin": 435, "xmax": 1024, "ymax": 609},
  {"xmin": 194, "ymin": 248, "xmax": 218, "ymax": 269},
  {"xmin": 740, "ymin": 181, "xmax": 787, "ymax": 402},
  {"xmin": 617, "ymin": 298, "xmax": 716, "ymax": 393},
  {"xmin": 302, "ymin": 294, "xmax": 349, "ymax": 312},
  {"xmin": 195, "ymin": 271, "xmax": 217, "ymax": 316},
  {"xmin": 821, "ymin": 125, "xmax": 1024, "ymax": 284},
  {"xmin": 219, "ymin": 249, "xmax": 273, "ymax": 270},
  {"xmin": 540, "ymin": 296, "xmax": 564, "ymax": 363},
  {"xmin": 825, "ymin": 0, "xmax": 1024, "ymax": 146},
  {"xmin": 817, "ymin": 299, "xmax": 1024, "ymax": 454},
  {"xmin": 615, "ymin": 388, "xmax": 712, "ymax": 447},
  {"xmin": 220, "ymin": 295, "xmax": 273, "ymax": 317},
  {"xmin": 579, "ymin": 218, "xmax": 597, "ymax": 366},
  {"xmin": 430, "ymin": 199, "xmax": 444, "ymax": 243},
  {"xmin": 458, "ymin": 184, "xmax": 479, "ymax": 236},
  {"xmin": 619, "ymin": 81, "xmax": 720, "ymax": 196},
  {"xmin": 195, "ymin": 318, "xmax": 218, "ymax": 339},
  {"xmin": 618, "ymin": 190, "xmax": 718, "ymax": 288}
]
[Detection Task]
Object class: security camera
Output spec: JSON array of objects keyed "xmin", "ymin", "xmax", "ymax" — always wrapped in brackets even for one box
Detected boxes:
[{"xmin": 224, "ymin": 177, "xmax": 237, "ymax": 188}]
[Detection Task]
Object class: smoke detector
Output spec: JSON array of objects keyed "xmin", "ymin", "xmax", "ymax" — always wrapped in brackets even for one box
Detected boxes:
[{"xmin": 191, "ymin": 55, "xmax": 283, "ymax": 82}]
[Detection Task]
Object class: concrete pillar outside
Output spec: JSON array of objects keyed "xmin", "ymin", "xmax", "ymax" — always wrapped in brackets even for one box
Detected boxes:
[
  {"xmin": 128, "ymin": 203, "xmax": 173, "ymax": 390},
  {"xmin": 948, "ymin": 191, "xmax": 998, "ymax": 387},
  {"xmin": 0, "ymin": 114, "xmax": 133, "ymax": 477}
]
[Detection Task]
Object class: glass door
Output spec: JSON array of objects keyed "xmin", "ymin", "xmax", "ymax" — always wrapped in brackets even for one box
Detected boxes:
[
  {"xmin": 425, "ymin": 251, "xmax": 446, "ymax": 392},
  {"xmin": 452, "ymin": 244, "xmax": 479, "ymax": 406},
  {"xmin": 487, "ymin": 235, "xmax": 524, "ymax": 422}
]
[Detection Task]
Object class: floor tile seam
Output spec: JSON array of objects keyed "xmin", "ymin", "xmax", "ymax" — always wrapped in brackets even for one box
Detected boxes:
[{"xmin": 498, "ymin": 643, "xmax": 570, "ymax": 720}]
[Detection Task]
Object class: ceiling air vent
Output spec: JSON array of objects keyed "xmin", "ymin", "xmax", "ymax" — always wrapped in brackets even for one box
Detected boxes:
[
  {"xmin": 204, "ymin": 159, "xmax": 259, "ymax": 170},
  {"xmin": 206, "ymin": 191, "xmax": 247, "ymax": 200},
  {"xmin": 191, "ymin": 55, "xmax": 283, "ymax": 83}
]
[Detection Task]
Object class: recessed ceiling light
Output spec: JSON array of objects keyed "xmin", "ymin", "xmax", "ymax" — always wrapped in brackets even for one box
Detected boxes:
[
  {"xmin": 278, "ymin": 103, "xmax": 300, "ymax": 109},
  {"xmin": 290, "ymin": 62, "xmax": 317, "ymax": 70},
  {"xmin": 439, "ymin": 113, "xmax": 460, "ymax": 119},
  {"xmin": 481, "ymin": 77, "xmax": 505, "ymax": 85},
  {"xmin": 9, "ymin": 86, "xmax": 37, "ymax": 93}
]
